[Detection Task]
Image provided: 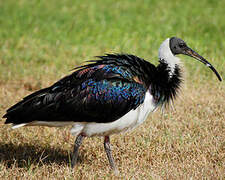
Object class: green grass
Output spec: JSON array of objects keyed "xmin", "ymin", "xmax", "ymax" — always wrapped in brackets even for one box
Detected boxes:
[
  {"xmin": 0, "ymin": 0, "xmax": 225, "ymax": 179},
  {"xmin": 0, "ymin": 0, "xmax": 224, "ymax": 81}
]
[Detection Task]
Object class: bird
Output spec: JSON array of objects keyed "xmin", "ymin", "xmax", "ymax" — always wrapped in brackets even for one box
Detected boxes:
[{"xmin": 3, "ymin": 37, "xmax": 222, "ymax": 173}]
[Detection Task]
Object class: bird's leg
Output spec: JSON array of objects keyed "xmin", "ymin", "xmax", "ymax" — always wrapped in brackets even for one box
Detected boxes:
[
  {"xmin": 104, "ymin": 136, "xmax": 118, "ymax": 174},
  {"xmin": 71, "ymin": 133, "xmax": 85, "ymax": 168}
]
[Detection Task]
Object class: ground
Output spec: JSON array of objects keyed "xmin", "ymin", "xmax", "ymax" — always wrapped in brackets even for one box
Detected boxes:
[{"xmin": 0, "ymin": 0, "xmax": 224, "ymax": 179}]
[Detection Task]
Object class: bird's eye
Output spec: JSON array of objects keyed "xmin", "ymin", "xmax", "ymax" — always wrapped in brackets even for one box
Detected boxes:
[{"xmin": 179, "ymin": 43, "xmax": 186, "ymax": 48}]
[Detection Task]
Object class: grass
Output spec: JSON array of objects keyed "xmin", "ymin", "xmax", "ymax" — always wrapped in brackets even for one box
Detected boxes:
[{"xmin": 0, "ymin": 0, "xmax": 225, "ymax": 179}]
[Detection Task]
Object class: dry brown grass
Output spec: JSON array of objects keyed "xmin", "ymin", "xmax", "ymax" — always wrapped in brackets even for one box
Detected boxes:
[{"xmin": 0, "ymin": 79, "xmax": 224, "ymax": 179}]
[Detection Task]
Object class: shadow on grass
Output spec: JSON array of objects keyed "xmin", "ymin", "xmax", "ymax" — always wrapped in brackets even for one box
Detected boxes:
[{"xmin": 0, "ymin": 142, "xmax": 83, "ymax": 168}]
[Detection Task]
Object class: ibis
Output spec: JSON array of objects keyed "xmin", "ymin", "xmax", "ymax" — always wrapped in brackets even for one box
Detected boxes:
[{"xmin": 3, "ymin": 37, "xmax": 222, "ymax": 173}]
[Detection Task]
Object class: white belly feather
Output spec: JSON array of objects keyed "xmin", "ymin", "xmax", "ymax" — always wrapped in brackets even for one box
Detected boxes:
[
  {"xmin": 12, "ymin": 91, "xmax": 157, "ymax": 137},
  {"xmin": 71, "ymin": 91, "xmax": 157, "ymax": 137}
]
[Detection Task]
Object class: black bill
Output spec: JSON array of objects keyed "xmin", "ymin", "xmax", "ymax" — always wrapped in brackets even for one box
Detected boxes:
[{"xmin": 184, "ymin": 47, "xmax": 222, "ymax": 81}]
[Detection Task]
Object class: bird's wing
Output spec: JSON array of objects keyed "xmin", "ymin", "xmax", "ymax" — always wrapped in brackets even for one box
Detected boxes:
[
  {"xmin": 59, "ymin": 79, "xmax": 147, "ymax": 123},
  {"xmin": 4, "ymin": 54, "xmax": 152, "ymax": 124}
]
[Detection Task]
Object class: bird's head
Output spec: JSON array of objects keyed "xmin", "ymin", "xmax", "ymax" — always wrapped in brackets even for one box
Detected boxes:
[{"xmin": 169, "ymin": 37, "xmax": 222, "ymax": 81}]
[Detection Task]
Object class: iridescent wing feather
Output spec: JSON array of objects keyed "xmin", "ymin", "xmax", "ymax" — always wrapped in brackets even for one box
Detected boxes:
[{"xmin": 4, "ymin": 54, "xmax": 156, "ymax": 124}]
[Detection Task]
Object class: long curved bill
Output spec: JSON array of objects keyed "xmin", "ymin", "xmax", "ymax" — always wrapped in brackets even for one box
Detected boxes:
[{"xmin": 184, "ymin": 47, "xmax": 222, "ymax": 81}]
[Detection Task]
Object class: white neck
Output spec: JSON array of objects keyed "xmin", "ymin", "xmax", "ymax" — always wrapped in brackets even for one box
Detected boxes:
[{"xmin": 158, "ymin": 38, "xmax": 181, "ymax": 77}]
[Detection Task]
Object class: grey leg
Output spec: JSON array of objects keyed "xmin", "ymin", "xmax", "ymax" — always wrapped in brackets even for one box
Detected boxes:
[
  {"xmin": 104, "ymin": 136, "xmax": 118, "ymax": 174},
  {"xmin": 71, "ymin": 133, "xmax": 85, "ymax": 168}
]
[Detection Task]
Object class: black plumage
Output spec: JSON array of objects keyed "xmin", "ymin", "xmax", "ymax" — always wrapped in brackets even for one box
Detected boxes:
[{"xmin": 3, "ymin": 54, "xmax": 181, "ymax": 125}]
